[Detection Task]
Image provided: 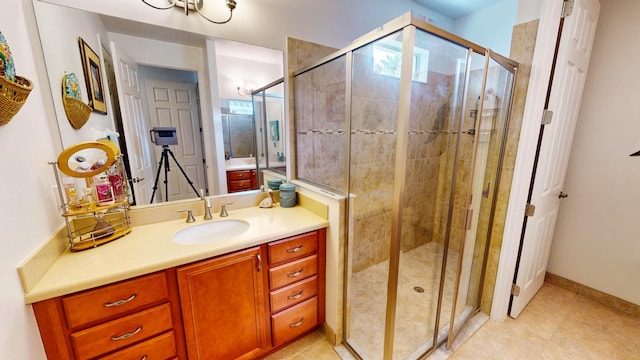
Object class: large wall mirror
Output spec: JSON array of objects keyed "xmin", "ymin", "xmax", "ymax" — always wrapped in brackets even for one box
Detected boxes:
[{"xmin": 33, "ymin": 0, "xmax": 284, "ymax": 207}]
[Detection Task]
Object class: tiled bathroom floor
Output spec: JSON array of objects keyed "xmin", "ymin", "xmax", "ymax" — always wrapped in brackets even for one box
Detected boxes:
[{"xmin": 266, "ymin": 282, "xmax": 640, "ymax": 359}]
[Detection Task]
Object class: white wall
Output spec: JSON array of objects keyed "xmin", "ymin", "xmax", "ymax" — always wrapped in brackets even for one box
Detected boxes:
[
  {"xmin": 34, "ymin": 2, "xmax": 116, "ymax": 145},
  {"xmin": 453, "ymin": 0, "xmax": 519, "ymax": 56},
  {"xmin": 547, "ymin": 0, "xmax": 640, "ymax": 305},
  {"xmin": 1, "ymin": 1, "xmax": 63, "ymax": 357},
  {"xmin": 215, "ymin": 54, "xmax": 283, "ymax": 100}
]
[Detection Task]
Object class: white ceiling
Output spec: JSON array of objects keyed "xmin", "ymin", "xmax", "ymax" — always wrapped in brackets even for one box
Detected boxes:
[{"xmin": 412, "ymin": 0, "xmax": 506, "ymax": 19}]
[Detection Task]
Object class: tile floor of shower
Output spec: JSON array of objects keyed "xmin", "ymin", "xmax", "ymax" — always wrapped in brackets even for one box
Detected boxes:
[{"xmin": 346, "ymin": 242, "xmax": 470, "ymax": 360}]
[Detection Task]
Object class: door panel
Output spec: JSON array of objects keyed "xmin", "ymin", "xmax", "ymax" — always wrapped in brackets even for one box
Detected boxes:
[
  {"xmin": 510, "ymin": 0, "xmax": 600, "ymax": 317},
  {"xmin": 110, "ymin": 41, "xmax": 154, "ymax": 205}
]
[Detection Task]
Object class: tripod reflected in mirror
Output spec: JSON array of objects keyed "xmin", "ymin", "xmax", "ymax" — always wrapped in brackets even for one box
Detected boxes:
[{"xmin": 149, "ymin": 127, "xmax": 201, "ymax": 203}]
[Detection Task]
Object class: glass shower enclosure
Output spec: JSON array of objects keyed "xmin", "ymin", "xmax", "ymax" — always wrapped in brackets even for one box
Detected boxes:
[{"xmin": 293, "ymin": 14, "xmax": 517, "ymax": 360}]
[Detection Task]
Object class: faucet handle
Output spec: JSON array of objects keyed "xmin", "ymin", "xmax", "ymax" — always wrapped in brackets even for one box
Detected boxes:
[
  {"xmin": 220, "ymin": 202, "xmax": 233, "ymax": 217},
  {"xmin": 178, "ymin": 209, "xmax": 196, "ymax": 223},
  {"xmin": 203, "ymin": 198, "xmax": 213, "ymax": 220}
]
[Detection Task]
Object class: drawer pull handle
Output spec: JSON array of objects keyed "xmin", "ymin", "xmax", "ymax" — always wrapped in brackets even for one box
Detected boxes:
[
  {"xmin": 111, "ymin": 325, "xmax": 142, "ymax": 341},
  {"xmin": 289, "ymin": 317, "xmax": 305, "ymax": 327},
  {"xmin": 286, "ymin": 245, "xmax": 303, "ymax": 253},
  {"xmin": 287, "ymin": 268, "xmax": 304, "ymax": 277},
  {"xmin": 288, "ymin": 291, "xmax": 304, "ymax": 300},
  {"xmin": 104, "ymin": 294, "xmax": 137, "ymax": 307}
]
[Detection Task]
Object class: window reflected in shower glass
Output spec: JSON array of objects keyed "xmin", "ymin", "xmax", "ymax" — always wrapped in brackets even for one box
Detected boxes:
[
  {"xmin": 372, "ymin": 40, "xmax": 429, "ymax": 83},
  {"xmin": 228, "ymin": 99, "xmax": 253, "ymax": 115}
]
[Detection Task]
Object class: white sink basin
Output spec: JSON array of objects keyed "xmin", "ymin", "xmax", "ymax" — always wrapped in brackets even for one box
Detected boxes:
[{"xmin": 173, "ymin": 220, "xmax": 250, "ymax": 245}]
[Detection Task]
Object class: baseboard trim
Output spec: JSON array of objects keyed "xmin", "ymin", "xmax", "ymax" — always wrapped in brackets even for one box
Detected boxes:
[{"xmin": 545, "ymin": 272, "xmax": 640, "ymax": 318}]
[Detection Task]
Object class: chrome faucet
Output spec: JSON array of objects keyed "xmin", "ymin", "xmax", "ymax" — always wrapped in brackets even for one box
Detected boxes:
[
  {"xmin": 177, "ymin": 209, "xmax": 196, "ymax": 223},
  {"xmin": 220, "ymin": 202, "xmax": 233, "ymax": 217},
  {"xmin": 203, "ymin": 197, "xmax": 213, "ymax": 220}
]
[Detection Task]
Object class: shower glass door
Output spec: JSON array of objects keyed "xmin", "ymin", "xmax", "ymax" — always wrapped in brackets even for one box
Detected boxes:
[
  {"xmin": 391, "ymin": 29, "xmax": 473, "ymax": 359},
  {"xmin": 345, "ymin": 30, "xmax": 404, "ymax": 360},
  {"xmin": 445, "ymin": 51, "xmax": 517, "ymax": 347}
]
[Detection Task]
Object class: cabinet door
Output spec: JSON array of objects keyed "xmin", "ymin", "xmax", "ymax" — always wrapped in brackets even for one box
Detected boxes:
[{"xmin": 177, "ymin": 246, "xmax": 269, "ymax": 360}]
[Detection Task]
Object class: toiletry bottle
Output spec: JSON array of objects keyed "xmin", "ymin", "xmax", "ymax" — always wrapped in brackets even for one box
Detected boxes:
[
  {"xmin": 80, "ymin": 188, "xmax": 96, "ymax": 211},
  {"xmin": 90, "ymin": 156, "xmax": 108, "ymax": 170},
  {"xmin": 106, "ymin": 165, "xmax": 123, "ymax": 202},
  {"xmin": 94, "ymin": 175, "xmax": 115, "ymax": 205},
  {"xmin": 62, "ymin": 177, "xmax": 78, "ymax": 209}
]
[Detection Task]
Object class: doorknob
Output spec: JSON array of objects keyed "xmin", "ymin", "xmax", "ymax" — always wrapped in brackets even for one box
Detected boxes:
[
  {"xmin": 558, "ymin": 191, "xmax": 568, "ymax": 199},
  {"xmin": 131, "ymin": 177, "xmax": 145, "ymax": 183}
]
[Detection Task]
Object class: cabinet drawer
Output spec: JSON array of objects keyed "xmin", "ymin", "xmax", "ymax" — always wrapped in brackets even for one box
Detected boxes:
[
  {"xmin": 227, "ymin": 170, "xmax": 252, "ymax": 181},
  {"xmin": 271, "ymin": 297, "xmax": 318, "ymax": 347},
  {"xmin": 269, "ymin": 255, "xmax": 317, "ymax": 290},
  {"xmin": 228, "ymin": 179, "xmax": 252, "ymax": 191},
  {"xmin": 98, "ymin": 331, "xmax": 176, "ymax": 360},
  {"xmin": 63, "ymin": 272, "xmax": 168, "ymax": 329},
  {"xmin": 270, "ymin": 275, "xmax": 318, "ymax": 313},
  {"xmin": 71, "ymin": 303, "xmax": 173, "ymax": 360},
  {"xmin": 268, "ymin": 231, "xmax": 318, "ymax": 265}
]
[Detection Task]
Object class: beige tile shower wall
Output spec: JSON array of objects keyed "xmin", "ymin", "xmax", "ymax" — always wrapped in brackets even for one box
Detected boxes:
[
  {"xmin": 286, "ymin": 37, "xmax": 338, "ymax": 181},
  {"xmin": 349, "ymin": 47, "xmax": 399, "ymax": 272},
  {"xmin": 350, "ymin": 45, "xmax": 456, "ymax": 272},
  {"xmin": 294, "ymin": 57, "xmax": 346, "ymax": 191},
  {"xmin": 403, "ymin": 73, "xmax": 456, "ymax": 253}
]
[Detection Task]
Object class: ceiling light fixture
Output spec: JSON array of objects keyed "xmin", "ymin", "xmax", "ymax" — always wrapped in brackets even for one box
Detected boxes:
[
  {"xmin": 141, "ymin": 0, "xmax": 237, "ymax": 24},
  {"xmin": 237, "ymin": 86, "xmax": 253, "ymax": 96}
]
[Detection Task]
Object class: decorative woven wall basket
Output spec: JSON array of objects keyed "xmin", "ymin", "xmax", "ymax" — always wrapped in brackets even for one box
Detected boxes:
[
  {"xmin": 0, "ymin": 75, "xmax": 33, "ymax": 126},
  {"xmin": 63, "ymin": 96, "xmax": 91, "ymax": 129},
  {"xmin": 62, "ymin": 72, "xmax": 91, "ymax": 129}
]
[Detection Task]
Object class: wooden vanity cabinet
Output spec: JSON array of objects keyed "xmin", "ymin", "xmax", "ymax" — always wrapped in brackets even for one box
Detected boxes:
[
  {"xmin": 175, "ymin": 228, "xmax": 326, "ymax": 358},
  {"xmin": 226, "ymin": 169, "xmax": 258, "ymax": 192},
  {"xmin": 176, "ymin": 246, "xmax": 270, "ymax": 360},
  {"xmin": 32, "ymin": 228, "xmax": 326, "ymax": 360},
  {"xmin": 32, "ymin": 271, "xmax": 185, "ymax": 360}
]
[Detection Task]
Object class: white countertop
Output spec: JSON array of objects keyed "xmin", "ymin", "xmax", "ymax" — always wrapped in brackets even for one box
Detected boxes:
[
  {"xmin": 225, "ymin": 158, "xmax": 286, "ymax": 171},
  {"xmin": 24, "ymin": 205, "xmax": 328, "ymax": 304}
]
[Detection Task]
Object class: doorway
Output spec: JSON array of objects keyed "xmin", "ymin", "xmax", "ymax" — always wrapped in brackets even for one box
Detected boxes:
[{"xmin": 139, "ymin": 66, "xmax": 208, "ymax": 202}]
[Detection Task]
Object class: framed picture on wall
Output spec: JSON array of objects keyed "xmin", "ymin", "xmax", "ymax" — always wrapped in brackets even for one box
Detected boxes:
[
  {"xmin": 78, "ymin": 37, "xmax": 107, "ymax": 114},
  {"xmin": 270, "ymin": 120, "xmax": 280, "ymax": 141}
]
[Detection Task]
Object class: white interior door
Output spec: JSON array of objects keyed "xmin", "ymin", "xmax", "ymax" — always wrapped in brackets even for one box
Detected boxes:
[
  {"xmin": 145, "ymin": 79, "xmax": 206, "ymax": 201},
  {"xmin": 510, "ymin": 0, "xmax": 600, "ymax": 317},
  {"xmin": 110, "ymin": 41, "xmax": 154, "ymax": 205}
]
